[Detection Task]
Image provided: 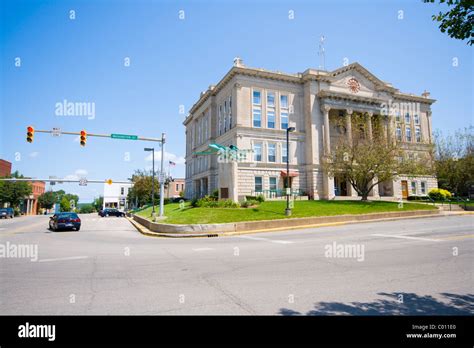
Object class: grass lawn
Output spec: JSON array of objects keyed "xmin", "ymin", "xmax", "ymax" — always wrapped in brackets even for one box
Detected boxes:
[{"xmin": 135, "ymin": 200, "xmax": 436, "ymax": 225}]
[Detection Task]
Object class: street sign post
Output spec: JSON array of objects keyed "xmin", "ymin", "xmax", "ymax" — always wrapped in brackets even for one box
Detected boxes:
[
  {"xmin": 111, "ymin": 134, "xmax": 138, "ymax": 140},
  {"xmin": 52, "ymin": 128, "xmax": 61, "ymax": 137}
]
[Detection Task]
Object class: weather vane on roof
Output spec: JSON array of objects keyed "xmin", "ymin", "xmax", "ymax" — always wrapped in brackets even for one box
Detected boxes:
[{"xmin": 318, "ymin": 35, "xmax": 325, "ymax": 70}]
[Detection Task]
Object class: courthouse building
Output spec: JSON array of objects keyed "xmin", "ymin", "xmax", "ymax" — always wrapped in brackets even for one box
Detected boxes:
[{"xmin": 184, "ymin": 59, "xmax": 437, "ymax": 201}]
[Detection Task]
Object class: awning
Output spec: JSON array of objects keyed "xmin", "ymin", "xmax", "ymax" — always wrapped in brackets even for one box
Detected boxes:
[{"xmin": 280, "ymin": 170, "xmax": 299, "ymax": 177}]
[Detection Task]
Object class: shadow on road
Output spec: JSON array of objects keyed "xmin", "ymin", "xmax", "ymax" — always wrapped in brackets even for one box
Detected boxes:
[{"xmin": 279, "ymin": 292, "xmax": 474, "ymax": 315}]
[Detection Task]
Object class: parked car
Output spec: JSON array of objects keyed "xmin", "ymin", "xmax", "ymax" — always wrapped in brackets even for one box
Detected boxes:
[
  {"xmin": 98, "ymin": 208, "xmax": 125, "ymax": 217},
  {"xmin": 0, "ymin": 207, "xmax": 14, "ymax": 219},
  {"xmin": 49, "ymin": 212, "xmax": 81, "ymax": 231}
]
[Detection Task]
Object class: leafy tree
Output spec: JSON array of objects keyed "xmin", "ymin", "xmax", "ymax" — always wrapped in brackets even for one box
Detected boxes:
[
  {"xmin": 78, "ymin": 204, "xmax": 94, "ymax": 213},
  {"xmin": 127, "ymin": 169, "xmax": 160, "ymax": 207},
  {"xmin": 38, "ymin": 191, "xmax": 57, "ymax": 210},
  {"xmin": 322, "ymin": 113, "xmax": 433, "ymax": 201},
  {"xmin": 0, "ymin": 171, "xmax": 32, "ymax": 208},
  {"xmin": 424, "ymin": 0, "xmax": 473, "ymax": 45},
  {"xmin": 92, "ymin": 196, "xmax": 104, "ymax": 211},
  {"xmin": 63, "ymin": 193, "xmax": 79, "ymax": 208},
  {"xmin": 59, "ymin": 196, "xmax": 71, "ymax": 212},
  {"xmin": 433, "ymin": 126, "xmax": 474, "ymax": 196}
]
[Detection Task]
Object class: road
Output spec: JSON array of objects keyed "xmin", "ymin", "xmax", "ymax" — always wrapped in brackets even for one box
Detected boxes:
[{"xmin": 0, "ymin": 213, "xmax": 472, "ymax": 315}]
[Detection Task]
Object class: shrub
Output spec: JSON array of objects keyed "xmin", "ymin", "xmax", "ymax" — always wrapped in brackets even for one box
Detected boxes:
[
  {"xmin": 407, "ymin": 195, "xmax": 429, "ymax": 201},
  {"xmin": 428, "ymin": 188, "xmax": 452, "ymax": 201},
  {"xmin": 218, "ymin": 199, "xmax": 240, "ymax": 208},
  {"xmin": 240, "ymin": 199, "xmax": 259, "ymax": 208},
  {"xmin": 190, "ymin": 198, "xmax": 198, "ymax": 207},
  {"xmin": 245, "ymin": 195, "xmax": 257, "ymax": 201},
  {"xmin": 255, "ymin": 195, "xmax": 265, "ymax": 203},
  {"xmin": 211, "ymin": 189, "xmax": 219, "ymax": 200}
]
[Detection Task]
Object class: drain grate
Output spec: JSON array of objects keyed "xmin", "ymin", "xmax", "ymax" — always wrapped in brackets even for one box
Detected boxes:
[{"xmin": 207, "ymin": 234, "xmax": 218, "ymax": 238}]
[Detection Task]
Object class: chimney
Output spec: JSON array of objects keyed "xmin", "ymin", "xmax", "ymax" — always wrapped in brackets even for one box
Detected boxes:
[
  {"xmin": 233, "ymin": 57, "xmax": 244, "ymax": 67},
  {"xmin": 422, "ymin": 90, "xmax": 430, "ymax": 98}
]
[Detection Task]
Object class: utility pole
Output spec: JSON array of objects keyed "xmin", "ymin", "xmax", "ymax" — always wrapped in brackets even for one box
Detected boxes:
[
  {"xmin": 159, "ymin": 133, "xmax": 166, "ymax": 217},
  {"xmin": 144, "ymin": 147, "xmax": 156, "ymax": 220}
]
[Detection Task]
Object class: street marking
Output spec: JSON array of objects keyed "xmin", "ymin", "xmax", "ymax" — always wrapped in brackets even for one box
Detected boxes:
[
  {"xmin": 0, "ymin": 228, "xmax": 5, "ymax": 231},
  {"xmin": 192, "ymin": 247, "xmax": 214, "ymax": 251},
  {"xmin": 237, "ymin": 235, "xmax": 294, "ymax": 244},
  {"xmin": 438, "ymin": 234, "xmax": 474, "ymax": 241},
  {"xmin": 38, "ymin": 256, "xmax": 89, "ymax": 263},
  {"xmin": 371, "ymin": 233, "xmax": 441, "ymax": 242}
]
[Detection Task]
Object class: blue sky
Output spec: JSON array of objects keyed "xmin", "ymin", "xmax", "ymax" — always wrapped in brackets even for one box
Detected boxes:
[{"xmin": 1, "ymin": 0, "xmax": 472, "ymax": 202}]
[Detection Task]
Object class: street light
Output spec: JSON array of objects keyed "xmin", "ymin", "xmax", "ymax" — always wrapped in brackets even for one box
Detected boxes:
[
  {"xmin": 285, "ymin": 127, "xmax": 296, "ymax": 216},
  {"xmin": 144, "ymin": 147, "xmax": 156, "ymax": 220}
]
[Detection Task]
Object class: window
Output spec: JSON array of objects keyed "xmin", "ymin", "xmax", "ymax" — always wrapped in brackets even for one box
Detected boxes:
[
  {"xmin": 121, "ymin": 187, "xmax": 124, "ymax": 195},
  {"xmin": 253, "ymin": 108, "xmax": 261, "ymax": 128},
  {"xmin": 253, "ymin": 90, "xmax": 261, "ymax": 105},
  {"xmin": 255, "ymin": 177, "xmax": 263, "ymax": 192},
  {"xmin": 253, "ymin": 143, "xmax": 262, "ymax": 161},
  {"xmin": 281, "ymin": 111, "xmax": 288, "ymax": 130},
  {"xmin": 396, "ymin": 125, "xmax": 402, "ymax": 141},
  {"xmin": 181, "ymin": 184, "xmax": 184, "ymax": 191},
  {"xmin": 414, "ymin": 114, "xmax": 420, "ymax": 125},
  {"xmin": 420, "ymin": 181, "xmax": 426, "ymax": 194},
  {"xmin": 395, "ymin": 112, "xmax": 400, "ymax": 122},
  {"xmin": 268, "ymin": 143, "xmax": 276, "ymax": 162},
  {"xmin": 267, "ymin": 92, "xmax": 275, "ymax": 107},
  {"xmin": 218, "ymin": 105, "xmax": 223, "ymax": 135},
  {"xmin": 411, "ymin": 181, "xmax": 417, "ymax": 195},
  {"xmin": 280, "ymin": 95, "xmax": 288, "ymax": 108},
  {"xmin": 267, "ymin": 110, "xmax": 275, "ymax": 128},
  {"xmin": 405, "ymin": 113, "xmax": 410, "ymax": 124},
  {"xmin": 405, "ymin": 126, "xmax": 412, "ymax": 142},
  {"xmin": 224, "ymin": 101, "xmax": 227, "ymax": 132},
  {"xmin": 282, "ymin": 145, "xmax": 288, "ymax": 163},
  {"xmin": 228, "ymin": 96, "xmax": 232, "ymax": 129},
  {"xmin": 269, "ymin": 177, "xmax": 277, "ymax": 191},
  {"xmin": 176, "ymin": 184, "xmax": 179, "ymax": 191},
  {"xmin": 415, "ymin": 126, "xmax": 421, "ymax": 142}
]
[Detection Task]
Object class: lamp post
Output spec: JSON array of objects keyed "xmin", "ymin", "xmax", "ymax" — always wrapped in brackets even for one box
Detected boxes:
[
  {"xmin": 159, "ymin": 133, "xmax": 166, "ymax": 217},
  {"xmin": 285, "ymin": 127, "xmax": 296, "ymax": 216},
  {"xmin": 144, "ymin": 147, "xmax": 156, "ymax": 220}
]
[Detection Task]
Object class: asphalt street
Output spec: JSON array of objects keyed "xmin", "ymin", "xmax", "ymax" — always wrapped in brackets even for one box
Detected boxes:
[{"xmin": 0, "ymin": 213, "xmax": 472, "ymax": 315}]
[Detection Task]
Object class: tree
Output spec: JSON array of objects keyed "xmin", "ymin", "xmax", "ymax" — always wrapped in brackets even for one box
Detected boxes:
[
  {"xmin": 38, "ymin": 191, "xmax": 56, "ymax": 210},
  {"xmin": 424, "ymin": 0, "xmax": 473, "ymax": 45},
  {"xmin": 92, "ymin": 196, "xmax": 104, "ymax": 211},
  {"xmin": 0, "ymin": 171, "xmax": 32, "ymax": 208},
  {"xmin": 322, "ymin": 113, "xmax": 433, "ymax": 201},
  {"xmin": 127, "ymin": 169, "xmax": 159, "ymax": 207},
  {"xmin": 78, "ymin": 204, "xmax": 95, "ymax": 214},
  {"xmin": 59, "ymin": 196, "xmax": 71, "ymax": 212},
  {"xmin": 433, "ymin": 126, "xmax": 474, "ymax": 196}
]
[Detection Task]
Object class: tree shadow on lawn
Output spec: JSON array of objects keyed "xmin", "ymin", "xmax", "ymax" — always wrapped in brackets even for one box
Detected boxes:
[{"xmin": 279, "ymin": 292, "xmax": 474, "ymax": 316}]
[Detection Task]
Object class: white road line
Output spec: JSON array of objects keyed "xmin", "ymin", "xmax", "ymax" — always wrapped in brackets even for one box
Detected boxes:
[
  {"xmin": 0, "ymin": 228, "xmax": 5, "ymax": 231},
  {"xmin": 38, "ymin": 256, "xmax": 89, "ymax": 263},
  {"xmin": 371, "ymin": 233, "xmax": 441, "ymax": 242},
  {"xmin": 237, "ymin": 235, "xmax": 295, "ymax": 244},
  {"xmin": 192, "ymin": 247, "xmax": 214, "ymax": 251}
]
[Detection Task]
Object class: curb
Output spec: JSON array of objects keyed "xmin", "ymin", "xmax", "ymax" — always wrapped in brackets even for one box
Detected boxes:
[{"xmin": 126, "ymin": 209, "xmax": 472, "ymax": 239}]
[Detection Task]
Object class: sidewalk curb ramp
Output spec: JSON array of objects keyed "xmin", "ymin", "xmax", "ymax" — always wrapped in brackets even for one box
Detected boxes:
[{"xmin": 124, "ymin": 208, "xmax": 469, "ymax": 238}]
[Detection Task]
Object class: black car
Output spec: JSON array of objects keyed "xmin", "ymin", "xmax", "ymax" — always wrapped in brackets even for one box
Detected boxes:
[
  {"xmin": 49, "ymin": 212, "xmax": 81, "ymax": 231},
  {"xmin": 99, "ymin": 208, "xmax": 125, "ymax": 217},
  {"xmin": 0, "ymin": 207, "xmax": 14, "ymax": 219}
]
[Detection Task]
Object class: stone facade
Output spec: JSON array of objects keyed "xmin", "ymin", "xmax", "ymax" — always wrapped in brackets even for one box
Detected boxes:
[{"xmin": 184, "ymin": 59, "xmax": 437, "ymax": 201}]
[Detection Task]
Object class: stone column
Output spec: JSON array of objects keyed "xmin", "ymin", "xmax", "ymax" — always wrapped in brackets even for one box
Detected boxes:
[
  {"xmin": 322, "ymin": 105, "xmax": 331, "ymax": 154},
  {"xmin": 345, "ymin": 108, "xmax": 353, "ymax": 144},
  {"xmin": 26, "ymin": 199, "xmax": 31, "ymax": 215},
  {"xmin": 426, "ymin": 111, "xmax": 432, "ymax": 143},
  {"xmin": 366, "ymin": 112, "xmax": 373, "ymax": 141},
  {"xmin": 321, "ymin": 105, "xmax": 334, "ymax": 199}
]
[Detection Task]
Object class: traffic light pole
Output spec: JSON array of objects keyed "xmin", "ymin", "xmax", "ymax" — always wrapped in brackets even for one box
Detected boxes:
[
  {"xmin": 159, "ymin": 133, "xmax": 166, "ymax": 217},
  {"xmin": 31, "ymin": 129, "xmax": 163, "ymax": 142}
]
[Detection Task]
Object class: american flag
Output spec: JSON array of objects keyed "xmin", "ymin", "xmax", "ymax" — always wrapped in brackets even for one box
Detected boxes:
[{"xmin": 169, "ymin": 161, "xmax": 176, "ymax": 166}]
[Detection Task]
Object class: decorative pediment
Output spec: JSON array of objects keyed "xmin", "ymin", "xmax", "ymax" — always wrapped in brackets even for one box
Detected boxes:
[{"xmin": 329, "ymin": 63, "xmax": 398, "ymax": 94}]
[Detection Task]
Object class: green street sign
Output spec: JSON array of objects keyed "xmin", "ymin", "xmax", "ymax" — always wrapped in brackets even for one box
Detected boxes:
[{"xmin": 111, "ymin": 133, "xmax": 138, "ymax": 140}]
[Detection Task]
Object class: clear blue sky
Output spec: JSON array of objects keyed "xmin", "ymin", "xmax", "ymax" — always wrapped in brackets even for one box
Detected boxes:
[{"xmin": 1, "ymin": 0, "xmax": 472, "ymax": 202}]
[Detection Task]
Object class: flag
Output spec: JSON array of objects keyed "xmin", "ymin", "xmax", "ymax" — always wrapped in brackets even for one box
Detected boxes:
[{"xmin": 169, "ymin": 161, "xmax": 176, "ymax": 166}]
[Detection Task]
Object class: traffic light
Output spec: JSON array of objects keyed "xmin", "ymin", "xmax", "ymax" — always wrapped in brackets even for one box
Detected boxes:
[
  {"xmin": 106, "ymin": 179, "xmax": 113, "ymax": 185},
  {"xmin": 80, "ymin": 130, "xmax": 87, "ymax": 147},
  {"xmin": 26, "ymin": 126, "xmax": 34, "ymax": 143}
]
